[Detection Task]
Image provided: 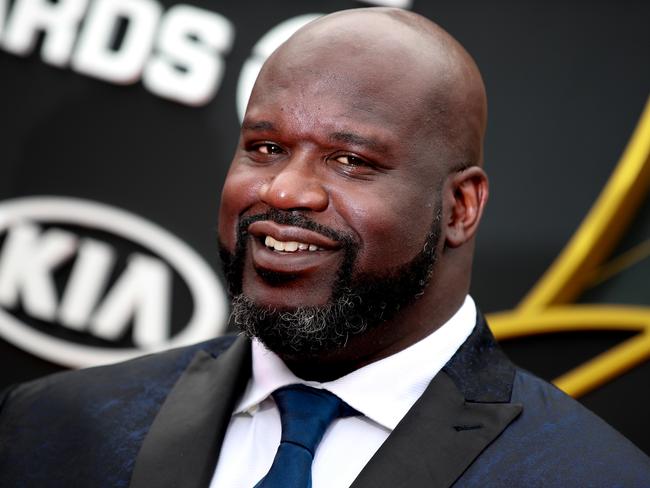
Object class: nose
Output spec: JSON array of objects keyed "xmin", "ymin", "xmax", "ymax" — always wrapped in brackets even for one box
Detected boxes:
[{"xmin": 257, "ymin": 156, "xmax": 329, "ymax": 212}]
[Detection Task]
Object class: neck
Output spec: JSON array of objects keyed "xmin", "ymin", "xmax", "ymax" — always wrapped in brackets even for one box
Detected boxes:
[{"xmin": 280, "ymin": 284, "xmax": 468, "ymax": 382}]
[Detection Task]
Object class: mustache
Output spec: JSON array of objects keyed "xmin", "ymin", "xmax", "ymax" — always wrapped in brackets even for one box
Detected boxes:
[
  {"xmin": 237, "ymin": 208, "xmax": 353, "ymax": 245},
  {"xmin": 220, "ymin": 208, "xmax": 359, "ymax": 298}
]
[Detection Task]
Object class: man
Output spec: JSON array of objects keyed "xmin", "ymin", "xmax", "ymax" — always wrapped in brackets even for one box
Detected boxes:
[{"xmin": 1, "ymin": 7, "xmax": 649, "ymax": 488}]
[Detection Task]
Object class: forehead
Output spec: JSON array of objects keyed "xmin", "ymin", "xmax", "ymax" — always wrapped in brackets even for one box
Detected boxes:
[
  {"xmin": 244, "ymin": 24, "xmax": 445, "ymax": 147},
  {"xmin": 244, "ymin": 79, "xmax": 405, "ymax": 157}
]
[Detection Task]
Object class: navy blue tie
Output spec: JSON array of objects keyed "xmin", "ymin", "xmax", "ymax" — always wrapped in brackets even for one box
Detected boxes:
[{"xmin": 254, "ymin": 384, "xmax": 358, "ymax": 488}]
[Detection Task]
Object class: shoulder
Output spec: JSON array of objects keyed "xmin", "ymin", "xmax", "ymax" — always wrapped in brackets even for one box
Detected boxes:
[
  {"xmin": 0, "ymin": 335, "xmax": 240, "ymax": 488},
  {"xmin": 1, "ymin": 335, "xmax": 238, "ymax": 411},
  {"xmin": 461, "ymin": 367, "xmax": 650, "ymax": 487}
]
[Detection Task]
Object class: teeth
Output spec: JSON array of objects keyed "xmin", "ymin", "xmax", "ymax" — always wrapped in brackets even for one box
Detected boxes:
[{"xmin": 264, "ymin": 236, "xmax": 322, "ymax": 252}]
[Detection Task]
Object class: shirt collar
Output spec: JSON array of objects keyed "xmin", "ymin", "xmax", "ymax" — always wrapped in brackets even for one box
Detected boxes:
[{"xmin": 234, "ymin": 295, "xmax": 477, "ymax": 431}]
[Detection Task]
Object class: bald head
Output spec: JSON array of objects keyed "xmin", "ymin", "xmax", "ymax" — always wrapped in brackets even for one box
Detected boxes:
[
  {"xmin": 254, "ymin": 7, "xmax": 487, "ymax": 169},
  {"xmin": 221, "ymin": 8, "xmax": 490, "ymax": 369}
]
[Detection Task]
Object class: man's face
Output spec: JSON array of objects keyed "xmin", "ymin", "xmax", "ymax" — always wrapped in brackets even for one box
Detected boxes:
[{"xmin": 218, "ymin": 37, "xmax": 448, "ymax": 356}]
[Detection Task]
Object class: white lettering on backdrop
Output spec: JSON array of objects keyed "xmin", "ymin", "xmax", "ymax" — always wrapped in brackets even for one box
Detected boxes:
[
  {"xmin": 0, "ymin": 0, "xmax": 407, "ymax": 107},
  {"xmin": 0, "ymin": 197, "xmax": 227, "ymax": 368},
  {"xmin": 0, "ymin": 0, "xmax": 234, "ymax": 106}
]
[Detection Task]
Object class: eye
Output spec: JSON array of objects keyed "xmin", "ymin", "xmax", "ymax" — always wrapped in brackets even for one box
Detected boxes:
[
  {"xmin": 330, "ymin": 153, "xmax": 382, "ymax": 180},
  {"xmin": 334, "ymin": 155, "xmax": 367, "ymax": 167},
  {"xmin": 255, "ymin": 143, "xmax": 284, "ymax": 155}
]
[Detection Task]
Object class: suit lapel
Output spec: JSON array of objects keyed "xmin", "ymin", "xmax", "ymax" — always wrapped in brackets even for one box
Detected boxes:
[
  {"xmin": 129, "ymin": 313, "xmax": 519, "ymax": 488},
  {"xmin": 351, "ymin": 314, "xmax": 522, "ymax": 488},
  {"xmin": 129, "ymin": 335, "xmax": 251, "ymax": 488}
]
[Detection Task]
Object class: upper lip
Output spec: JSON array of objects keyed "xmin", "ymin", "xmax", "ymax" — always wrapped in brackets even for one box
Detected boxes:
[{"xmin": 247, "ymin": 221, "xmax": 341, "ymax": 250}]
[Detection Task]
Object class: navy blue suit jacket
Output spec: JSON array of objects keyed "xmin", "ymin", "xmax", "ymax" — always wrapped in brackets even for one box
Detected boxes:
[{"xmin": 1, "ymin": 314, "xmax": 649, "ymax": 487}]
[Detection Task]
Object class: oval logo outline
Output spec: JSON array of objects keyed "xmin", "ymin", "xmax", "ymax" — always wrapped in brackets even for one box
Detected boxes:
[{"xmin": 0, "ymin": 196, "xmax": 228, "ymax": 368}]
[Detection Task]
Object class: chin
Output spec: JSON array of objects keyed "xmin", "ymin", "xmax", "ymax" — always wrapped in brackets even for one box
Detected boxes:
[{"xmin": 229, "ymin": 291, "xmax": 369, "ymax": 360}]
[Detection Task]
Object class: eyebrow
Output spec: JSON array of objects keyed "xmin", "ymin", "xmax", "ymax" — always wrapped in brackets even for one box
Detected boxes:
[
  {"xmin": 241, "ymin": 120, "xmax": 276, "ymax": 132},
  {"xmin": 241, "ymin": 122, "xmax": 388, "ymax": 153},
  {"xmin": 329, "ymin": 131, "xmax": 386, "ymax": 152}
]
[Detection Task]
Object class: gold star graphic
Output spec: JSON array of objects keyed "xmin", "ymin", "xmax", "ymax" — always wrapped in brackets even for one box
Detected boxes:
[{"xmin": 487, "ymin": 97, "xmax": 650, "ymax": 398}]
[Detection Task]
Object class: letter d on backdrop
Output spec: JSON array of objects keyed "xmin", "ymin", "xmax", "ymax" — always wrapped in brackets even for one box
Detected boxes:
[
  {"xmin": 72, "ymin": 0, "xmax": 161, "ymax": 84},
  {"xmin": 143, "ymin": 5, "xmax": 234, "ymax": 106}
]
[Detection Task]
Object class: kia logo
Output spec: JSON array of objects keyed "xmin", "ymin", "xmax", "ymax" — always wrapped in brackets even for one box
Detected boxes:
[{"xmin": 0, "ymin": 196, "xmax": 227, "ymax": 368}]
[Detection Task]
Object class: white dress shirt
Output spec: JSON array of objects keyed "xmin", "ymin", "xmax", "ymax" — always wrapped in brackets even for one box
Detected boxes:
[{"xmin": 210, "ymin": 295, "xmax": 477, "ymax": 488}]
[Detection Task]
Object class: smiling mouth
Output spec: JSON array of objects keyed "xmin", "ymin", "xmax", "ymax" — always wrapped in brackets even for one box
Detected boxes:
[
  {"xmin": 245, "ymin": 220, "xmax": 343, "ymax": 277},
  {"xmin": 263, "ymin": 236, "xmax": 325, "ymax": 253},
  {"xmin": 247, "ymin": 220, "xmax": 340, "ymax": 253}
]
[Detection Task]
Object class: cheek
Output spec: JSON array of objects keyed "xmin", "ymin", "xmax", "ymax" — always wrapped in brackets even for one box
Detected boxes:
[
  {"xmin": 218, "ymin": 164, "xmax": 263, "ymax": 250},
  {"xmin": 332, "ymin": 185, "xmax": 435, "ymax": 270}
]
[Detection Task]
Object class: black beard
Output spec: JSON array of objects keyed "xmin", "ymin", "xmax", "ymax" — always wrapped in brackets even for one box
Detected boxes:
[{"xmin": 219, "ymin": 207, "xmax": 441, "ymax": 359}]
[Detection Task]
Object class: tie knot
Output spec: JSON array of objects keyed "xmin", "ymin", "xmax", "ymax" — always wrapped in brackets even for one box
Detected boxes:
[{"xmin": 272, "ymin": 385, "xmax": 358, "ymax": 455}]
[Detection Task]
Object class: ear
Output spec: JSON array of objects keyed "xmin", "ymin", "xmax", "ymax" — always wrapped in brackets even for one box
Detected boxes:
[{"xmin": 444, "ymin": 166, "xmax": 489, "ymax": 248}]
